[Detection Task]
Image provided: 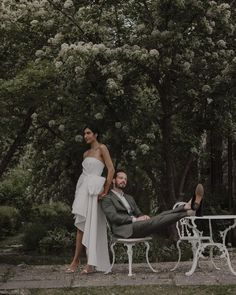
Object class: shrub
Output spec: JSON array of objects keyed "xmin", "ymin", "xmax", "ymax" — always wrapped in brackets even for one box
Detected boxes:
[
  {"xmin": 0, "ymin": 206, "xmax": 21, "ymax": 237},
  {"xmin": 31, "ymin": 201, "xmax": 73, "ymax": 231},
  {"xmin": 39, "ymin": 228, "xmax": 75, "ymax": 254},
  {"xmin": 22, "ymin": 201, "xmax": 75, "ymax": 253},
  {"xmin": 22, "ymin": 222, "xmax": 47, "ymax": 251},
  {"xmin": 0, "ymin": 168, "xmax": 32, "ymax": 220}
]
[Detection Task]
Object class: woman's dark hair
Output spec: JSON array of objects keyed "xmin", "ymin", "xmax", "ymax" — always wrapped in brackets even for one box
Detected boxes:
[{"xmin": 83, "ymin": 123, "xmax": 100, "ymax": 141}]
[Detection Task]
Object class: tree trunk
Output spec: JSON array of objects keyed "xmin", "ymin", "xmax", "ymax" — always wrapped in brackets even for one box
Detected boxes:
[
  {"xmin": 233, "ymin": 141, "xmax": 236, "ymax": 213},
  {"xmin": 209, "ymin": 130, "xmax": 223, "ymax": 198},
  {"xmin": 0, "ymin": 107, "xmax": 35, "ymax": 179},
  {"xmin": 160, "ymin": 116, "xmax": 176, "ymax": 209},
  {"xmin": 232, "ymin": 141, "xmax": 236, "ymax": 246},
  {"xmin": 227, "ymin": 136, "xmax": 236, "ymax": 246},
  {"xmin": 178, "ymin": 154, "xmax": 196, "ymax": 199},
  {"xmin": 228, "ymin": 136, "xmax": 233, "ymax": 212},
  {"xmin": 146, "ymin": 169, "xmax": 164, "ymax": 210}
]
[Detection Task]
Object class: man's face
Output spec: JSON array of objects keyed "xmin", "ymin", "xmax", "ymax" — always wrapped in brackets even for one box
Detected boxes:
[{"xmin": 113, "ymin": 172, "xmax": 127, "ymax": 189}]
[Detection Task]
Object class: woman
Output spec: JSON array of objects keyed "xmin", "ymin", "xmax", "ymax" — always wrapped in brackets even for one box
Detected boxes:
[{"xmin": 66, "ymin": 124, "xmax": 115, "ymax": 274}]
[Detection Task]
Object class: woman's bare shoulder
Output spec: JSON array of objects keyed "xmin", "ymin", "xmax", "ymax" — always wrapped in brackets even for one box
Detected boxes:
[
  {"xmin": 99, "ymin": 144, "xmax": 108, "ymax": 151},
  {"xmin": 83, "ymin": 150, "xmax": 89, "ymax": 158}
]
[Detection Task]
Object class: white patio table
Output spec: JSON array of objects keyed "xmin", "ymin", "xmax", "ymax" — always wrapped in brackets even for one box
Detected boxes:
[{"xmin": 185, "ymin": 215, "xmax": 236, "ymax": 276}]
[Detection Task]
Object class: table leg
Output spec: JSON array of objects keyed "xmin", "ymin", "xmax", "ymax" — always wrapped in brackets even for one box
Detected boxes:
[
  {"xmin": 185, "ymin": 245, "xmax": 204, "ymax": 276},
  {"xmin": 209, "ymin": 247, "xmax": 220, "ymax": 270},
  {"xmin": 219, "ymin": 219, "xmax": 236, "ymax": 275},
  {"xmin": 220, "ymin": 219, "xmax": 236, "ymax": 246},
  {"xmin": 185, "ymin": 217, "xmax": 236, "ymax": 276},
  {"xmin": 208, "ymin": 220, "xmax": 220, "ymax": 270},
  {"xmin": 218, "ymin": 244, "xmax": 236, "ymax": 276}
]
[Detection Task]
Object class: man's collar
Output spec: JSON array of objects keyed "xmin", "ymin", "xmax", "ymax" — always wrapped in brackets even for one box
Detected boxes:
[{"xmin": 111, "ymin": 189, "xmax": 124, "ymax": 197}]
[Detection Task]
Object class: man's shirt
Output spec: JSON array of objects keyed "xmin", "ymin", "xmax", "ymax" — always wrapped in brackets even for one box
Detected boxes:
[{"xmin": 111, "ymin": 189, "xmax": 137, "ymax": 222}]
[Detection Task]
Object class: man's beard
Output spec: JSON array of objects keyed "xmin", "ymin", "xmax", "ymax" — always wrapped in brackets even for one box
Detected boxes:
[{"xmin": 115, "ymin": 182, "xmax": 126, "ymax": 189}]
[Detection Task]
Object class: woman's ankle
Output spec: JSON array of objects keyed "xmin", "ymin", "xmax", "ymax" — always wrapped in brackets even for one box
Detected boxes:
[
  {"xmin": 85, "ymin": 264, "xmax": 94, "ymax": 270},
  {"xmin": 70, "ymin": 260, "xmax": 79, "ymax": 267}
]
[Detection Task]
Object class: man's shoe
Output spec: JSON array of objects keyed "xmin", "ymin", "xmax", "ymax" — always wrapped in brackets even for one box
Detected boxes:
[{"xmin": 191, "ymin": 183, "xmax": 204, "ymax": 216}]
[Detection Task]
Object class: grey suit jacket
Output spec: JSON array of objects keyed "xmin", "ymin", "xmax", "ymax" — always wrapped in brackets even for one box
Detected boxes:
[{"xmin": 101, "ymin": 191, "xmax": 143, "ymax": 238}]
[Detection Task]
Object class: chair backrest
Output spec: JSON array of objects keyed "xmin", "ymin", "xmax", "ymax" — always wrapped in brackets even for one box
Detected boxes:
[
  {"xmin": 106, "ymin": 218, "xmax": 116, "ymax": 242},
  {"xmin": 173, "ymin": 202, "xmax": 202, "ymax": 239}
]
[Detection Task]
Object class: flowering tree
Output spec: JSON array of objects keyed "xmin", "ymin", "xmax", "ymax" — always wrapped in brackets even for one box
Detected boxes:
[{"xmin": 1, "ymin": 0, "xmax": 235, "ymax": 211}]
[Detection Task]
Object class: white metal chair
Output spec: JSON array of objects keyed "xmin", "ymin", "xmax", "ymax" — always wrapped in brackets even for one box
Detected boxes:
[
  {"xmin": 105, "ymin": 219, "xmax": 158, "ymax": 276},
  {"xmin": 105, "ymin": 236, "xmax": 158, "ymax": 276},
  {"xmin": 171, "ymin": 202, "xmax": 218, "ymax": 273}
]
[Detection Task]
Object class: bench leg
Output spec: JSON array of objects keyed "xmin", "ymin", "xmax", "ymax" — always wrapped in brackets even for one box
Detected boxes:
[
  {"xmin": 125, "ymin": 243, "xmax": 134, "ymax": 276},
  {"xmin": 171, "ymin": 240, "xmax": 181, "ymax": 271},
  {"xmin": 144, "ymin": 242, "xmax": 158, "ymax": 273},
  {"xmin": 105, "ymin": 241, "xmax": 116, "ymax": 274}
]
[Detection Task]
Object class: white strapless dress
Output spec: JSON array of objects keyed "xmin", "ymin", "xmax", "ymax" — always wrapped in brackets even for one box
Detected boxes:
[{"xmin": 72, "ymin": 157, "xmax": 110, "ymax": 272}]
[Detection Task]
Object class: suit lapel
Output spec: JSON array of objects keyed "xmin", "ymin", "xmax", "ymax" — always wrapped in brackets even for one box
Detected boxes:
[
  {"xmin": 110, "ymin": 191, "xmax": 127, "ymax": 210},
  {"xmin": 124, "ymin": 194, "xmax": 134, "ymax": 211}
]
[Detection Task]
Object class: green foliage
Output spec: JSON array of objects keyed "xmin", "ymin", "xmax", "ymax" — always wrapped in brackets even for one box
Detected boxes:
[
  {"xmin": 39, "ymin": 228, "xmax": 75, "ymax": 254},
  {"xmin": 22, "ymin": 222, "xmax": 47, "ymax": 251},
  {"xmin": 0, "ymin": 0, "xmax": 236, "ymax": 212},
  {"xmin": 0, "ymin": 166, "xmax": 32, "ymax": 219},
  {"xmin": 22, "ymin": 201, "xmax": 74, "ymax": 253},
  {"xmin": 151, "ymin": 238, "xmax": 193, "ymax": 262},
  {"xmin": 31, "ymin": 201, "xmax": 73, "ymax": 231},
  {"xmin": 0, "ymin": 206, "xmax": 20, "ymax": 237}
]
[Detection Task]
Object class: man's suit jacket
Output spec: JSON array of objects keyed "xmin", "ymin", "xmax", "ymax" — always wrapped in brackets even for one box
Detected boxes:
[{"xmin": 101, "ymin": 191, "xmax": 143, "ymax": 238}]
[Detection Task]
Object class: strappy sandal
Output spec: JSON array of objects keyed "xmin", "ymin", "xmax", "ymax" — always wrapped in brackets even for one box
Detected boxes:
[
  {"xmin": 80, "ymin": 266, "xmax": 96, "ymax": 275},
  {"xmin": 65, "ymin": 264, "xmax": 79, "ymax": 273}
]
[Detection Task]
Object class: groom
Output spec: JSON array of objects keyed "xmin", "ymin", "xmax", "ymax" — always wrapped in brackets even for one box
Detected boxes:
[{"xmin": 101, "ymin": 169, "xmax": 204, "ymax": 238}]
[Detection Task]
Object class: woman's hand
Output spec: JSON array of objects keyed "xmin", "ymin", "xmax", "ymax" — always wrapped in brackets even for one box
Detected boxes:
[{"xmin": 98, "ymin": 191, "xmax": 107, "ymax": 201}]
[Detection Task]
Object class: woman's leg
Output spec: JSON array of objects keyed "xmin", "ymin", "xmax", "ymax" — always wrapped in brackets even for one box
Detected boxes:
[{"xmin": 66, "ymin": 229, "xmax": 84, "ymax": 272}]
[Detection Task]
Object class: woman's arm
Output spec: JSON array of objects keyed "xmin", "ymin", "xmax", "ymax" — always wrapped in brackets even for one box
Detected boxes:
[{"xmin": 99, "ymin": 144, "xmax": 115, "ymax": 199}]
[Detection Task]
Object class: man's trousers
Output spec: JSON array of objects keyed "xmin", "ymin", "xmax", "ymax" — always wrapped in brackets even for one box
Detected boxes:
[{"xmin": 131, "ymin": 205, "xmax": 187, "ymax": 238}]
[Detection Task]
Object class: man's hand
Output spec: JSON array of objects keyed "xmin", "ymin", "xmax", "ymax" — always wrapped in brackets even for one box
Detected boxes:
[{"xmin": 135, "ymin": 215, "xmax": 150, "ymax": 221}]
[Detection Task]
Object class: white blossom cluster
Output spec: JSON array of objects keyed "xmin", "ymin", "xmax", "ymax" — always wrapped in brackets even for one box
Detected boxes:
[
  {"xmin": 75, "ymin": 135, "xmax": 83, "ymax": 142},
  {"xmin": 94, "ymin": 113, "xmax": 103, "ymax": 120},
  {"xmin": 64, "ymin": 0, "xmax": 73, "ymax": 9},
  {"xmin": 202, "ymin": 85, "xmax": 212, "ymax": 93},
  {"xmin": 48, "ymin": 120, "xmax": 56, "ymax": 127},
  {"xmin": 58, "ymin": 124, "xmax": 65, "ymax": 132},
  {"xmin": 115, "ymin": 122, "xmax": 122, "ymax": 129},
  {"xmin": 140, "ymin": 144, "xmax": 150, "ymax": 155}
]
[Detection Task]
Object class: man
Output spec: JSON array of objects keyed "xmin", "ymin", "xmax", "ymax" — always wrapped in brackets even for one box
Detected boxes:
[{"xmin": 101, "ymin": 169, "xmax": 204, "ymax": 239}]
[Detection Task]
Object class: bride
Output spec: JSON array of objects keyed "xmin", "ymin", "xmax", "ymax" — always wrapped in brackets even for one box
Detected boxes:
[{"xmin": 66, "ymin": 124, "xmax": 115, "ymax": 274}]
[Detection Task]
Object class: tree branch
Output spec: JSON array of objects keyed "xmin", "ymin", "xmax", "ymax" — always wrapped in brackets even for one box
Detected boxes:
[
  {"xmin": 0, "ymin": 107, "xmax": 35, "ymax": 179},
  {"xmin": 47, "ymin": 0, "xmax": 95, "ymax": 42}
]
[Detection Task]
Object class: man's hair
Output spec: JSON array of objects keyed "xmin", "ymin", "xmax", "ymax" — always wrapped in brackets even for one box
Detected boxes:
[{"xmin": 114, "ymin": 168, "xmax": 127, "ymax": 178}]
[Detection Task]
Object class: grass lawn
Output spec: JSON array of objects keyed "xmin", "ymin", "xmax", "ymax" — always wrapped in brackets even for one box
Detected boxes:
[{"xmin": 31, "ymin": 285, "xmax": 236, "ymax": 295}]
